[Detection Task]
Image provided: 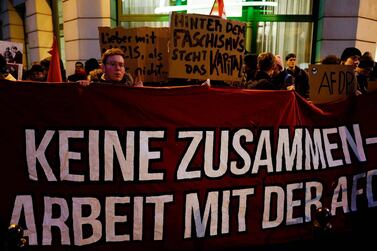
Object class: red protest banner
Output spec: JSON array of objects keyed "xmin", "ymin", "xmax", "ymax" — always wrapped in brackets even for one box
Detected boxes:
[{"xmin": 0, "ymin": 79, "xmax": 376, "ymax": 250}]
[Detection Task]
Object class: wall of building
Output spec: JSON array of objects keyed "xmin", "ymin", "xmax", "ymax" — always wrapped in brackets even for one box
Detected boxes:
[
  {"xmin": 0, "ymin": 0, "xmax": 24, "ymax": 43},
  {"xmin": 357, "ymin": 0, "xmax": 377, "ymax": 58},
  {"xmin": 315, "ymin": 0, "xmax": 377, "ymax": 62}
]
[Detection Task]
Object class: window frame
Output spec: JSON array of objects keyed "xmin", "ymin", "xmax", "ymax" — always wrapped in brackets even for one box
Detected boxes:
[{"xmin": 117, "ymin": 0, "xmax": 319, "ymax": 64}]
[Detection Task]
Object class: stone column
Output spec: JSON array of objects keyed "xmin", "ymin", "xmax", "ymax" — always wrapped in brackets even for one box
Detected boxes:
[
  {"xmin": 25, "ymin": 0, "xmax": 54, "ymax": 66},
  {"xmin": 62, "ymin": 0, "xmax": 113, "ymax": 75}
]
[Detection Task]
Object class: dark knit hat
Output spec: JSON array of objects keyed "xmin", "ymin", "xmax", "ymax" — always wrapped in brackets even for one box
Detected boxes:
[
  {"xmin": 340, "ymin": 47, "xmax": 361, "ymax": 62},
  {"xmin": 29, "ymin": 64, "xmax": 44, "ymax": 73},
  {"xmin": 358, "ymin": 55, "xmax": 375, "ymax": 70}
]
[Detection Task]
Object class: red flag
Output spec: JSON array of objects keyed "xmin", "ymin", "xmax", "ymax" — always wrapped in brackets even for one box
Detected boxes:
[
  {"xmin": 210, "ymin": 0, "xmax": 226, "ymax": 19},
  {"xmin": 47, "ymin": 36, "xmax": 62, "ymax": 83}
]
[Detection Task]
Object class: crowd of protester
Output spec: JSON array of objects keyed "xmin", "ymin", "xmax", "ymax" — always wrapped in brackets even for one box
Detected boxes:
[
  {"xmin": 240, "ymin": 47, "xmax": 376, "ymax": 100},
  {"xmin": 6, "ymin": 48, "xmax": 143, "ymax": 87},
  {"xmin": 1, "ymin": 46, "xmax": 376, "ymax": 100}
]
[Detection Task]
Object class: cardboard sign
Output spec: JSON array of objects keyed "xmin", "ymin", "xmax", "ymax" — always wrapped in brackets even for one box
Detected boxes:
[
  {"xmin": 308, "ymin": 64, "xmax": 357, "ymax": 104},
  {"xmin": 168, "ymin": 12, "xmax": 246, "ymax": 81},
  {"xmin": 99, "ymin": 27, "xmax": 169, "ymax": 82}
]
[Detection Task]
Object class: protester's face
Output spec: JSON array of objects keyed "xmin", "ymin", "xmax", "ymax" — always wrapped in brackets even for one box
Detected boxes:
[
  {"xmin": 344, "ymin": 56, "xmax": 360, "ymax": 68},
  {"xmin": 75, "ymin": 64, "xmax": 84, "ymax": 73},
  {"xmin": 102, "ymin": 55, "xmax": 125, "ymax": 82},
  {"xmin": 286, "ymin": 57, "xmax": 296, "ymax": 68},
  {"xmin": 30, "ymin": 71, "xmax": 45, "ymax": 81}
]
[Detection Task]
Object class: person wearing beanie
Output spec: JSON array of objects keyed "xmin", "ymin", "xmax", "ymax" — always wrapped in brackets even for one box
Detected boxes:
[
  {"xmin": 340, "ymin": 47, "xmax": 361, "ymax": 68},
  {"xmin": 356, "ymin": 55, "xmax": 375, "ymax": 94},
  {"xmin": 28, "ymin": 64, "xmax": 46, "ymax": 81}
]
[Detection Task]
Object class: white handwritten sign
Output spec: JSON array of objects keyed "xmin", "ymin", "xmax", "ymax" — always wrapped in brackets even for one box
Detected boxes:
[{"xmin": 99, "ymin": 26, "xmax": 169, "ymax": 82}]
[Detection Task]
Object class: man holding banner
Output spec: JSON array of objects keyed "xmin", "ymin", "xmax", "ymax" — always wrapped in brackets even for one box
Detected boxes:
[{"xmin": 80, "ymin": 48, "xmax": 143, "ymax": 87}]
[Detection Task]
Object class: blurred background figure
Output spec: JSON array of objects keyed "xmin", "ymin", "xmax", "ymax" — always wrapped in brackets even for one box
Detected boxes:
[
  {"xmin": 11, "ymin": 46, "xmax": 22, "ymax": 64},
  {"xmin": 356, "ymin": 54, "xmax": 375, "ymax": 94},
  {"xmin": 244, "ymin": 53, "xmax": 258, "ymax": 82},
  {"xmin": 40, "ymin": 57, "xmax": 67, "ymax": 81},
  {"xmin": 68, "ymin": 61, "xmax": 87, "ymax": 82},
  {"xmin": 285, "ymin": 53, "xmax": 310, "ymax": 99},
  {"xmin": 321, "ymin": 54, "xmax": 340, "ymax": 64},
  {"xmin": 3, "ymin": 47, "xmax": 13, "ymax": 63},
  {"xmin": 274, "ymin": 54, "xmax": 294, "ymax": 90},
  {"xmin": 249, "ymin": 52, "xmax": 277, "ymax": 90},
  {"xmin": 84, "ymin": 58, "xmax": 100, "ymax": 76},
  {"xmin": 0, "ymin": 54, "xmax": 16, "ymax": 81},
  {"xmin": 84, "ymin": 57, "xmax": 102, "ymax": 81},
  {"xmin": 340, "ymin": 47, "xmax": 361, "ymax": 68},
  {"xmin": 28, "ymin": 64, "xmax": 46, "ymax": 81}
]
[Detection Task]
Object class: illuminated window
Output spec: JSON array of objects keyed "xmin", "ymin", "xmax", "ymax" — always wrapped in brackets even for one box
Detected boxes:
[{"xmin": 119, "ymin": 0, "xmax": 316, "ymax": 65}]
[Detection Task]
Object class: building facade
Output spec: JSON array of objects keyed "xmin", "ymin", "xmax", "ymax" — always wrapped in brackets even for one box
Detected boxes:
[{"xmin": 1, "ymin": 0, "xmax": 376, "ymax": 76}]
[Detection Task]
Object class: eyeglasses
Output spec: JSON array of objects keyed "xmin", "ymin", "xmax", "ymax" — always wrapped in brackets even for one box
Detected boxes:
[{"xmin": 106, "ymin": 61, "xmax": 125, "ymax": 68}]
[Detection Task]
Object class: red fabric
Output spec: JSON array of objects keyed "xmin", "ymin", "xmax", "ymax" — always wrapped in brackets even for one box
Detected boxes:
[
  {"xmin": 0, "ymin": 79, "xmax": 376, "ymax": 250},
  {"xmin": 47, "ymin": 36, "xmax": 63, "ymax": 83},
  {"xmin": 210, "ymin": 0, "xmax": 226, "ymax": 19}
]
